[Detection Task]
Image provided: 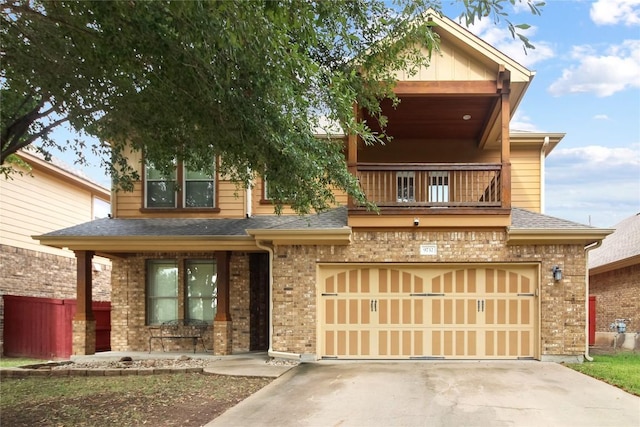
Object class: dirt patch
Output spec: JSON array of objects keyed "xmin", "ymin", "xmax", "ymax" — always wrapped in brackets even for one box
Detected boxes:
[{"xmin": 1, "ymin": 372, "xmax": 272, "ymax": 427}]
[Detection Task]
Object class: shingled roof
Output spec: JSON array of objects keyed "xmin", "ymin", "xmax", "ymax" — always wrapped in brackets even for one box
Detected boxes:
[
  {"xmin": 510, "ymin": 208, "xmax": 595, "ymax": 230},
  {"xmin": 39, "ymin": 206, "xmax": 349, "ymax": 238},
  {"xmin": 589, "ymin": 212, "xmax": 640, "ymax": 269},
  {"xmin": 39, "ymin": 206, "xmax": 603, "ymax": 239}
]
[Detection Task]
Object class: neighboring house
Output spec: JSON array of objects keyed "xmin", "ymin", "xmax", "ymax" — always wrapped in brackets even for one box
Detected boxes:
[
  {"xmin": 37, "ymin": 12, "xmax": 611, "ymax": 362},
  {"xmin": 0, "ymin": 149, "xmax": 112, "ymax": 357},
  {"xmin": 589, "ymin": 213, "xmax": 640, "ymax": 337}
]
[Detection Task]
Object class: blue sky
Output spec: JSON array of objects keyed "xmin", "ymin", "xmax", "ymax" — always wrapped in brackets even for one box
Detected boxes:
[
  {"xmin": 451, "ymin": 0, "xmax": 640, "ymax": 227},
  {"xmin": 48, "ymin": 0, "xmax": 639, "ymax": 228}
]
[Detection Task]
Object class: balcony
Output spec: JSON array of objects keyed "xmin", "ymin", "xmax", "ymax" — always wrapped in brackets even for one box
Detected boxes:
[{"xmin": 352, "ymin": 163, "xmax": 504, "ymax": 212}]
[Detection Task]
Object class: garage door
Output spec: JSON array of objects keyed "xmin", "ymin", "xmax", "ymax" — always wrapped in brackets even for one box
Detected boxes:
[{"xmin": 319, "ymin": 265, "xmax": 538, "ymax": 359}]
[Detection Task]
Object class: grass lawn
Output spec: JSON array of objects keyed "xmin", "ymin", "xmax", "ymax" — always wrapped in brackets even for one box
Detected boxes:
[
  {"xmin": 567, "ymin": 352, "xmax": 640, "ymax": 396},
  {"xmin": 0, "ymin": 356, "xmax": 48, "ymax": 368}
]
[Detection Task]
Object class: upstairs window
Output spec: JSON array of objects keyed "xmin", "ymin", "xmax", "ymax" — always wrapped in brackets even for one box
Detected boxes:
[
  {"xmin": 145, "ymin": 161, "xmax": 177, "ymax": 208},
  {"xmin": 144, "ymin": 159, "xmax": 216, "ymax": 209},
  {"xmin": 184, "ymin": 166, "xmax": 215, "ymax": 208}
]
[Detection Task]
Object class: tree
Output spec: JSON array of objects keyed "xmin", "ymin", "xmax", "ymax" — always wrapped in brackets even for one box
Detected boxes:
[{"xmin": 1, "ymin": 0, "xmax": 543, "ymax": 214}]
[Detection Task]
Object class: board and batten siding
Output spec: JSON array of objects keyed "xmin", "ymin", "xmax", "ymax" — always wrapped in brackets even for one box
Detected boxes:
[{"xmin": 393, "ymin": 38, "xmax": 496, "ymax": 82}]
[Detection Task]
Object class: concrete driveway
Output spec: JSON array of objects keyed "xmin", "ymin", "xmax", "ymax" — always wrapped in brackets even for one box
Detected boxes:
[{"xmin": 206, "ymin": 361, "xmax": 639, "ymax": 427}]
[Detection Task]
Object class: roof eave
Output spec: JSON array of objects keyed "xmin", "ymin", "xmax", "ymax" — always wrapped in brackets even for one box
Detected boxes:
[
  {"xmin": 589, "ymin": 254, "xmax": 640, "ymax": 275},
  {"xmin": 507, "ymin": 228, "xmax": 614, "ymax": 246},
  {"xmin": 247, "ymin": 228, "xmax": 352, "ymax": 245},
  {"xmin": 34, "ymin": 235, "xmax": 259, "ymax": 253}
]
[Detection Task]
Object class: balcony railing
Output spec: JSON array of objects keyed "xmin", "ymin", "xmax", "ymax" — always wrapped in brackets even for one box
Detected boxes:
[{"xmin": 355, "ymin": 163, "xmax": 502, "ymax": 208}]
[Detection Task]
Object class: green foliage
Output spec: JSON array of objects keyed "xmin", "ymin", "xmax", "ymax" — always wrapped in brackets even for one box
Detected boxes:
[
  {"xmin": 567, "ymin": 352, "xmax": 640, "ymax": 396},
  {"xmin": 0, "ymin": 356, "xmax": 45, "ymax": 368},
  {"xmin": 1, "ymin": 0, "xmax": 543, "ymax": 214}
]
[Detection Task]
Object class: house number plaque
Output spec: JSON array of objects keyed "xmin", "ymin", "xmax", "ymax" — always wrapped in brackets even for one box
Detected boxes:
[{"xmin": 419, "ymin": 244, "xmax": 437, "ymax": 256}]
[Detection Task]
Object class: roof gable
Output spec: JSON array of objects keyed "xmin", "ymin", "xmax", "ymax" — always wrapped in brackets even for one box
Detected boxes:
[{"xmin": 393, "ymin": 10, "xmax": 533, "ymax": 84}]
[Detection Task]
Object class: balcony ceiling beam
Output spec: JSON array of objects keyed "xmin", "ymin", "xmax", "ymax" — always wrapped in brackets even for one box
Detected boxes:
[{"xmin": 393, "ymin": 81, "xmax": 500, "ymax": 96}]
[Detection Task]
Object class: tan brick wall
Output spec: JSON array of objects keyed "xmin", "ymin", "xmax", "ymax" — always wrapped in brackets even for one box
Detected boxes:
[
  {"xmin": 106, "ymin": 230, "xmax": 589, "ymax": 359},
  {"xmin": 0, "ymin": 244, "xmax": 111, "ymax": 354},
  {"xmin": 230, "ymin": 253, "xmax": 251, "ymax": 352},
  {"xmin": 270, "ymin": 230, "xmax": 588, "ymax": 359},
  {"xmin": 590, "ymin": 264, "xmax": 640, "ymax": 333},
  {"xmin": 110, "ymin": 252, "xmax": 250, "ymax": 353}
]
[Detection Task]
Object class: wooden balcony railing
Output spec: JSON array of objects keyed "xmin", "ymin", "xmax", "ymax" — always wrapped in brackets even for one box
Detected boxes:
[{"xmin": 355, "ymin": 163, "xmax": 502, "ymax": 208}]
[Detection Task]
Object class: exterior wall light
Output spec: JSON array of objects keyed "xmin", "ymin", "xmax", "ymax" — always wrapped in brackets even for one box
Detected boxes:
[{"xmin": 552, "ymin": 265, "xmax": 562, "ymax": 281}]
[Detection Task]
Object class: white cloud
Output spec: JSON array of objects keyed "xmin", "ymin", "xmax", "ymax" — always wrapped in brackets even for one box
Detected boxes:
[
  {"xmin": 548, "ymin": 40, "xmax": 640, "ymax": 97},
  {"xmin": 510, "ymin": 110, "xmax": 541, "ymax": 132},
  {"xmin": 512, "ymin": 1, "xmax": 533, "ymax": 14},
  {"xmin": 550, "ymin": 144, "xmax": 640, "ymax": 167},
  {"xmin": 590, "ymin": 0, "xmax": 640, "ymax": 26},
  {"xmin": 593, "ymin": 114, "xmax": 610, "ymax": 120},
  {"xmin": 545, "ymin": 144, "xmax": 640, "ymax": 226},
  {"xmin": 465, "ymin": 18, "xmax": 555, "ymax": 68}
]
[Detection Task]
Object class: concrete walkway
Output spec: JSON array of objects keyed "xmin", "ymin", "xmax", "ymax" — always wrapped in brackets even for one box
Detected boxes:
[{"xmin": 206, "ymin": 360, "xmax": 640, "ymax": 427}]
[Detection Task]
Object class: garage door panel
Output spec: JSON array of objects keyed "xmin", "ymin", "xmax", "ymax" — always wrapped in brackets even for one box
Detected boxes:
[{"xmin": 320, "ymin": 266, "xmax": 538, "ymax": 360}]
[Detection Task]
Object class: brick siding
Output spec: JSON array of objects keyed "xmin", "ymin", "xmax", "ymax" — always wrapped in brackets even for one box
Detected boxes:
[
  {"xmin": 110, "ymin": 252, "xmax": 251, "ymax": 353},
  {"xmin": 0, "ymin": 244, "xmax": 111, "ymax": 354},
  {"xmin": 270, "ymin": 230, "xmax": 587, "ymax": 358},
  {"xmin": 106, "ymin": 230, "xmax": 588, "ymax": 359},
  {"xmin": 590, "ymin": 263, "xmax": 640, "ymax": 333}
]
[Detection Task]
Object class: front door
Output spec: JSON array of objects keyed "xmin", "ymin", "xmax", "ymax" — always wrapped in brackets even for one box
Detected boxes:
[{"xmin": 250, "ymin": 253, "xmax": 270, "ymax": 351}]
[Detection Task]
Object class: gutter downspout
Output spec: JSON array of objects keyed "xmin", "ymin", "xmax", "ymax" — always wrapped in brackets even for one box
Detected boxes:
[
  {"xmin": 584, "ymin": 240, "xmax": 603, "ymax": 362},
  {"xmin": 246, "ymin": 170, "xmax": 252, "ymax": 218},
  {"xmin": 254, "ymin": 239, "xmax": 301, "ymax": 361},
  {"xmin": 541, "ymin": 136, "xmax": 549, "ymax": 214}
]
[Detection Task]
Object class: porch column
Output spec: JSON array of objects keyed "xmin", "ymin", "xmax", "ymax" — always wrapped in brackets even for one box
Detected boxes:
[
  {"xmin": 213, "ymin": 251, "xmax": 232, "ymax": 355},
  {"xmin": 73, "ymin": 250, "xmax": 96, "ymax": 355},
  {"xmin": 499, "ymin": 67, "xmax": 512, "ymax": 209}
]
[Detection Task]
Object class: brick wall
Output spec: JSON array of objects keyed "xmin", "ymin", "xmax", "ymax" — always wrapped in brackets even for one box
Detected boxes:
[
  {"xmin": 0, "ymin": 244, "xmax": 111, "ymax": 354},
  {"xmin": 270, "ymin": 230, "xmax": 588, "ymax": 359},
  {"xmin": 105, "ymin": 230, "xmax": 589, "ymax": 359},
  {"xmin": 110, "ymin": 252, "xmax": 251, "ymax": 353},
  {"xmin": 590, "ymin": 263, "xmax": 640, "ymax": 333},
  {"xmin": 230, "ymin": 253, "xmax": 251, "ymax": 352}
]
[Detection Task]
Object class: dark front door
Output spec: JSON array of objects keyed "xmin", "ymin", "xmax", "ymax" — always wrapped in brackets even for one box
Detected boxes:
[{"xmin": 249, "ymin": 253, "xmax": 270, "ymax": 351}]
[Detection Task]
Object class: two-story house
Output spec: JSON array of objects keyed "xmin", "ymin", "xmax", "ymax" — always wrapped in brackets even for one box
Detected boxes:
[
  {"xmin": 0, "ymin": 149, "xmax": 112, "ymax": 358},
  {"xmin": 37, "ymin": 12, "xmax": 610, "ymax": 362}
]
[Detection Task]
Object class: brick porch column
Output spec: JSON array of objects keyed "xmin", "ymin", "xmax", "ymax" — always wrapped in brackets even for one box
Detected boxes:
[
  {"xmin": 213, "ymin": 251, "xmax": 232, "ymax": 355},
  {"xmin": 73, "ymin": 250, "xmax": 96, "ymax": 355}
]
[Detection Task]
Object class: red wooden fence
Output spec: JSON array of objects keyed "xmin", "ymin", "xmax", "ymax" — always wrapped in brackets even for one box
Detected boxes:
[
  {"xmin": 3, "ymin": 295, "xmax": 110, "ymax": 359},
  {"xmin": 589, "ymin": 295, "xmax": 596, "ymax": 346}
]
